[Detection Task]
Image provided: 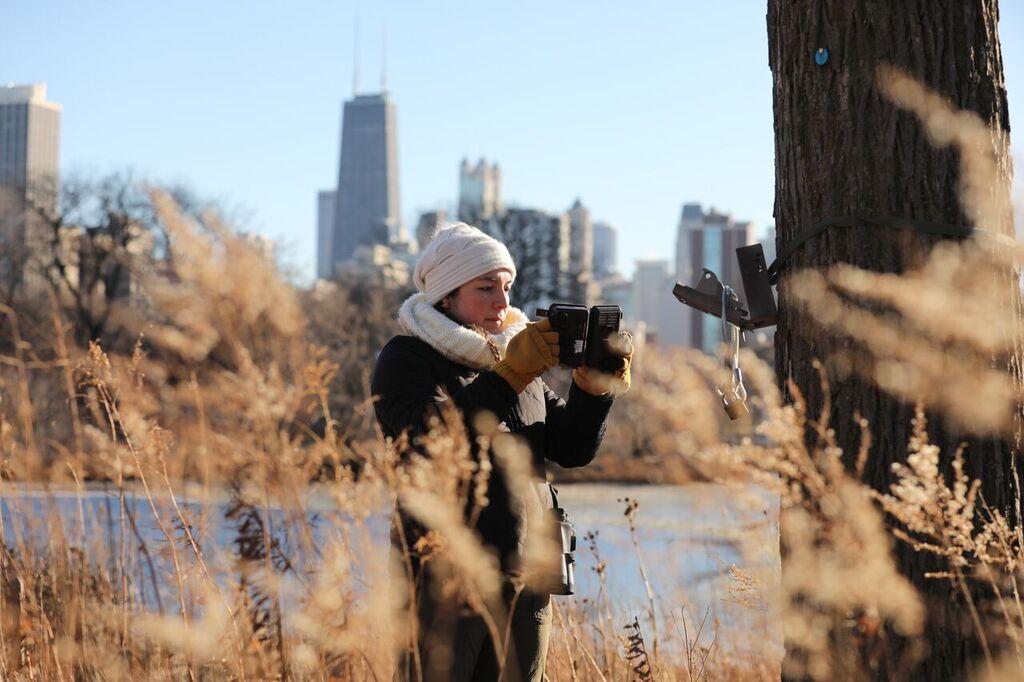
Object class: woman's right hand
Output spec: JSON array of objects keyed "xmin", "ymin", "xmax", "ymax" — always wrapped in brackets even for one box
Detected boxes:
[{"xmin": 493, "ymin": 318, "xmax": 560, "ymax": 393}]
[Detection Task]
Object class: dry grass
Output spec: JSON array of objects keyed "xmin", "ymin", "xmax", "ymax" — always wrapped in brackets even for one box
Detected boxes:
[
  {"xmin": 0, "ymin": 192, "xmax": 781, "ymax": 681},
  {"xmin": 0, "ymin": 68, "xmax": 1023, "ymax": 681}
]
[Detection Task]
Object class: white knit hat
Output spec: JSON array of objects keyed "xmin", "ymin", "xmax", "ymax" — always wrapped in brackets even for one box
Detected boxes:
[{"xmin": 413, "ymin": 222, "xmax": 516, "ymax": 304}]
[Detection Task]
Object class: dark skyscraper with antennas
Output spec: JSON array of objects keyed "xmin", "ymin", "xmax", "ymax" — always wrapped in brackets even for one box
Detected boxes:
[
  {"xmin": 324, "ymin": 91, "xmax": 400, "ymax": 275},
  {"xmin": 316, "ymin": 19, "xmax": 401, "ymax": 279}
]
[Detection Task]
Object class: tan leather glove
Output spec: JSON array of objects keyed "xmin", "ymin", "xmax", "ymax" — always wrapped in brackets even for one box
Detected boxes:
[
  {"xmin": 493, "ymin": 318, "xmax": 560, "ymax": 393},
  {"xmin": 573, "ymin": 330, "xmax": 634, "ymax": 396}
]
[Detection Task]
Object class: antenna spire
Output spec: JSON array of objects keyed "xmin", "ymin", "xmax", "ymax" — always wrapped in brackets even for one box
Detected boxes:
[
  {"xmin": 352, "ymin": 16, "xmax": 360, "ymax": 95},
  {"xmin": 381, "ymin": 27, "xmax": 388, "ymax": 93}
]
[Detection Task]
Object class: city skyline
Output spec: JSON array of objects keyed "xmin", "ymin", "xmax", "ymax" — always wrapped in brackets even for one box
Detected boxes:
[{"xmin": 3, "ymin": 2, "xmax": 1024, "ymax": 282}]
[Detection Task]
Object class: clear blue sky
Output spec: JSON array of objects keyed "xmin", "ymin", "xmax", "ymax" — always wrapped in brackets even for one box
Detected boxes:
[{"xmin": 3, "ymin": 1, "xmax": 1023, "ymax": 282}]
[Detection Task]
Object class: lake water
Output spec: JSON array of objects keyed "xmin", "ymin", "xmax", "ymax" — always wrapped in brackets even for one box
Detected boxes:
[{"xmin": 0, "ymin": 482, "xmax": 782, "ymax": 663}]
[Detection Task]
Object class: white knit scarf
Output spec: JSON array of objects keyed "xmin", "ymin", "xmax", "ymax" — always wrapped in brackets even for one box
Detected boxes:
[{"xmin": 397, "ymin": 292, "xmax": 528, "ymax": 370}]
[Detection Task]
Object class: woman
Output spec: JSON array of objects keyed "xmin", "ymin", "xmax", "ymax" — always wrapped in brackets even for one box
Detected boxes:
[{"xmin": 371, "ymin": 223, "xmax": 631, "ymax": 682}]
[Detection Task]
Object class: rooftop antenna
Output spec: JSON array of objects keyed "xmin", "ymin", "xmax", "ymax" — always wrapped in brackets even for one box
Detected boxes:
[
  {"xmin": 352, "ymin": 16, "xmax": 360, "ymax": 95},
  {"xmin": 380, "ymin": 26, "xmax": 388, "ymax": 93}
]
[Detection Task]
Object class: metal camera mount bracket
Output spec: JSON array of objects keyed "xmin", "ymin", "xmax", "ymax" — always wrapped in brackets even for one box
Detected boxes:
[{"xmin": 672, "ymin": 244, "xmax": 778, "ymax": 331}]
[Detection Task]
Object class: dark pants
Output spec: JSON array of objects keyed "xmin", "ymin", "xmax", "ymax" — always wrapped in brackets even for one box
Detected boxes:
[{"xmin": 395, "ymin": 581, "xmax": 552, "ymax": 682}]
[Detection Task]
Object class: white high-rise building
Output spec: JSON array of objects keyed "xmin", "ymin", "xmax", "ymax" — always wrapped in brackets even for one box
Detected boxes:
[
  {"xmin": 0, "ymin": 83, "xmax": 61, "ymax": 295},
  {"xmin": 566, "ymin": 198, "xmax": 594, "ymax": 304},
  {"xmin": 0, "ymin": 83, "xmax": 61, "ymax": 199},
  {"xmin": 632, "ymin": 259, "xmax": 676, "ymax": 344},
  {"xmin": 458, "ymin": 158, "xmax": 502, "ymax": 225}
]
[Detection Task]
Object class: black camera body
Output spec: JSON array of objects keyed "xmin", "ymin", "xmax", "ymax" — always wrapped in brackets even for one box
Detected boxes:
[
  {"xmin": 536, "ymin": 303, "xmax": 623, "ymax": 370},
  {"xmin": 585, "ymin": 305, "xmax": 626, "ymax": 372},
  {"xmin": 538, "ymin": 303, "xmax": 589, "ymax": 367}
]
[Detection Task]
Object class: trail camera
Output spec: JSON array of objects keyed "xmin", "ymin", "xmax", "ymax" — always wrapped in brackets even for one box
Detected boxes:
[
  {"xmin": 584, "ymin": 305, "xmax": 625, "ymax": 372},
  {"xmin": 536, "ymin": 304, "xmax": 623, "ymax": 369},
  {"xmin": 536, "ymin": 303, "xmax": 589, "ymax": 367}
]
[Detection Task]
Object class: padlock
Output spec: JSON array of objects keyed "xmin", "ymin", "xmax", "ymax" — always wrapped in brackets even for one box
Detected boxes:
[{"xmin": 721, "ymin": 389, "xmax": 749, "ymax": 420}]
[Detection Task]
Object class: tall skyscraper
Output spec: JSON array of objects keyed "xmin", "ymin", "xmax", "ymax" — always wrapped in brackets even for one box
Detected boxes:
[
  {"xmin": 327, "ymin": 91, "xmax": 400, "ymax": 272},
  {"xmin": 673, "ymin": 203, "xmax": 756, "ymax": 352},
  {"xmin": 458, "ymin": 158, "xmax": 502, "ymax": 225},
  {"xmin": 0, "ymin": 83, "xmax": 60, "ymax": 202},
  {"xmin": 566, "ymin": 198, "xmax": 594, "ymax": 304},
  {"xmin": 633, "ymin": 259, "xmax": 676, "ymax": 345},
  {"xmin": 0, "ymin": 83, "xmax": 61, "ymax": 295},
  {"xmin": 674, "ymin": 203, "xmax": 705, "ymax": 287},
  {"xmin": 592, "ymin": 221, "xmax": 618, "ymax": 281},
  {"xmin": 487, "ymin": 208, "xmax": 568, "ymax": 313},
  {"xmin": 316, "ymin": 190, "xmax": 336, "ymax": 279}
]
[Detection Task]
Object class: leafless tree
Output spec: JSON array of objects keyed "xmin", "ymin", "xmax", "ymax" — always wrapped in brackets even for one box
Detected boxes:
[{"xmin": 0, "ymin": 173, "xmax": 217, "ymax": 350}]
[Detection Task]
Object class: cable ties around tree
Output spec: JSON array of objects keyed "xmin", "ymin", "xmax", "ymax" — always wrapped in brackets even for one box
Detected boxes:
[{"xmin": 766, "ymin": 214, "xmax": 986, "ymax": 285}]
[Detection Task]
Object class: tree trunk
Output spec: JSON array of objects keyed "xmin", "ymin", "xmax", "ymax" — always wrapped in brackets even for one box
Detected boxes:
[{"xmin": 768, "ymin": 1, "xmax": 1015, "ymax": 679}]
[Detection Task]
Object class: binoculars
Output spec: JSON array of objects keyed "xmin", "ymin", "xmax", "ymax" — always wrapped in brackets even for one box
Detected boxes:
[
  {"xmin": 535, "ymin": 304, "xmax": 624, "ymax": 372},
  {"xmin": 543, "ymin": 506, "xmax": 577, "ymax": 595}
]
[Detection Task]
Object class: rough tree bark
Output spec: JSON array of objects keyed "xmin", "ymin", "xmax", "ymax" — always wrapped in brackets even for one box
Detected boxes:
[{"xmin": 768, "ymin": 1, "xmax": 1015, "ymax": 679}]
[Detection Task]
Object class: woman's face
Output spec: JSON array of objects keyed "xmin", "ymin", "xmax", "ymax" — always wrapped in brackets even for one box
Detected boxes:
[{"xmin": 443, "ymin": 268, "xmax": 514, "ymax": 334}]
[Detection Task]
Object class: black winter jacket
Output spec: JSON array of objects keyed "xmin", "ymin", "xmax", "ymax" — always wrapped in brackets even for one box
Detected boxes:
[{"xmin": 371, "ymin": 334, "xmax": 614, "ymax": 572}]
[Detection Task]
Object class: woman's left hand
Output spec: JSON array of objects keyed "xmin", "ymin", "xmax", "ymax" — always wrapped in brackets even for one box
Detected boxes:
[{"xmin": 572, "ymin": 331, "xmax": 634, "ymax": 396}]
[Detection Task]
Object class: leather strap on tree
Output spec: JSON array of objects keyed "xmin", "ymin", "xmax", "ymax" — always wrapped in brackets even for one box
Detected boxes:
[{"xmin": 767, "ymin": 214, "xmax": 979, "ymax": 285}]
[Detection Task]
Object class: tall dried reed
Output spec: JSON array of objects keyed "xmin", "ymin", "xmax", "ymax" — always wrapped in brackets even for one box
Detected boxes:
[
  {"xmin": 1, "ymin": 191, "xmax": 777, "ymax": 680},
  {"xmin": 2, "ymin": 67, "xmax": 1023, "ymax": 682}
]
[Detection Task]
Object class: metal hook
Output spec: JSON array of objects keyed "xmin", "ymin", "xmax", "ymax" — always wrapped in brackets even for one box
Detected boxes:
[{"xmin": 717, "ymin": 285, "xmax": 748, "ymax": 404}]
